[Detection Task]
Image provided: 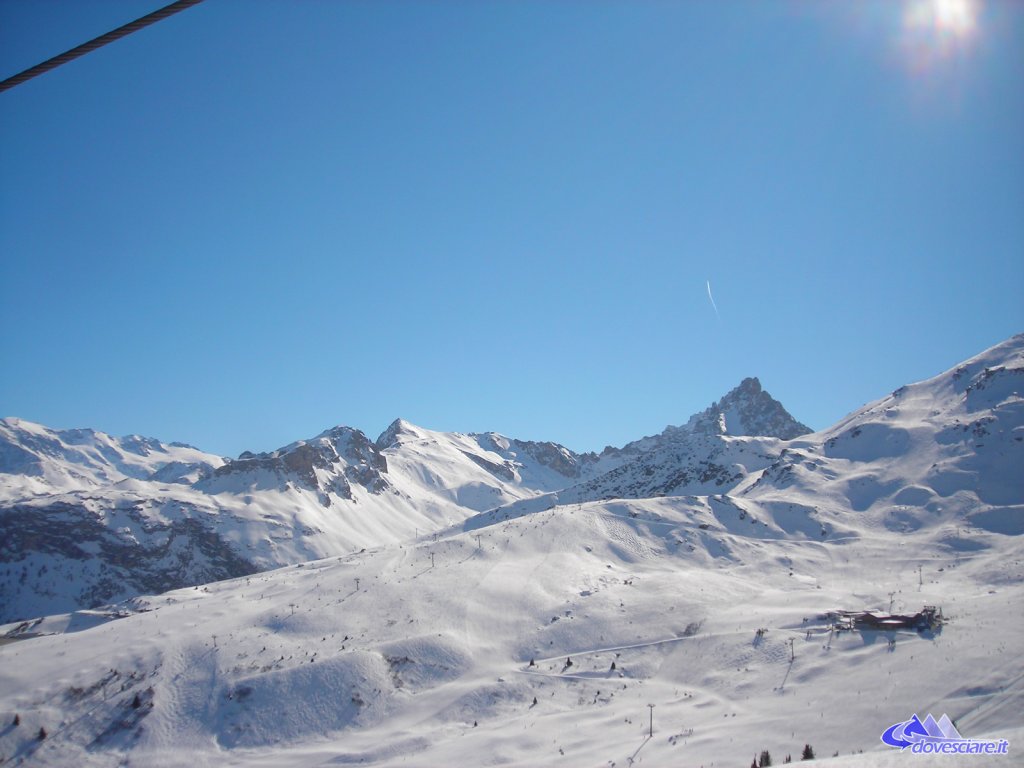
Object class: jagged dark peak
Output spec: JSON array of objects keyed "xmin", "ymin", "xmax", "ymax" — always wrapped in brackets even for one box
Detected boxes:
[
  {"xmin": 375, "ymin": 418, "xmax": 422, "ymax": 449},
  {"xmin": 212, "ymin": 423, "xmax": 388, "ymax": 501},
  {"xmin": 224, "ymin": 439, "xmax": 339, "ymax": 477},
  {"xmin": 235, "ymin": 425, "xmax": 364, "ymax": 461},
  {"xmin": 685, "ymin": 378, "xmax": 811, "ymax": 440},
  {"xmin": 315, "ymin": 424, "xmax": 364, "ymax": 440},
  {"xmin": 230, "ymin": 424, "xmax": 383, "ymax": 468},
  {"xmin": 313, "ymin": 424, "xmax": 379, "ymax": 455},
  {"xmin": 736, "ymin": 376, "xmax": 762, "ymax": 394}
]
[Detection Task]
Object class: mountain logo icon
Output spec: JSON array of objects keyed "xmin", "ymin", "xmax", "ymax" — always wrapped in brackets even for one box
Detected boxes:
[
  {"xmin": 881, "ymin": 713, "xmax": 1009, "ymax": 756},
  {"xmin": 882, "ymin": 713, "xmax": 962, "ymax": 748}
]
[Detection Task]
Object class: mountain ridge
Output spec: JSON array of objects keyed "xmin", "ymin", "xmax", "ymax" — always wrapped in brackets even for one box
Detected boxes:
[
  {"xmin": 0, "ymin": 376, "xmax": 812, "ymax": 622},
  {"xmin": 3, "ymin": 338, "xmax": 1021, "ymax": 623}
]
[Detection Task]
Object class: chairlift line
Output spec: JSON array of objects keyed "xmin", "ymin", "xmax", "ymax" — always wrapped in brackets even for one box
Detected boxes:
[{"xmin": 0, "ymin": 0, "xmax": 206, "ymax": 94}]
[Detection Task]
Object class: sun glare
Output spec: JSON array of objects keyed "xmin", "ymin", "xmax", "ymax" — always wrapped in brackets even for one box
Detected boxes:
[
  {"xmin": 906, "ymin": 0, "xmax": 979, "ymax": 37},
  {"xmin": 937, "ymin": 0, "xmax": 977, "ymax": 31},
  {"xmin": 902, "ymin": 0, "xmax": 981, "ymax": 71}
]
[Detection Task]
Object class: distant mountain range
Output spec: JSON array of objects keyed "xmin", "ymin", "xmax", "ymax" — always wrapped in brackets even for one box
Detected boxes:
[{"xmin": 2, "ymin": 334, "xmax": 1021, "ymax": 623}]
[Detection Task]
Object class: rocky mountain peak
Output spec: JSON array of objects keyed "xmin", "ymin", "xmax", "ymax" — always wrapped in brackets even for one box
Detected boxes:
[
  {"xmin": 737, "ymin": 376, "xmax": 762, "ymax": 394},
  {"xmin": 375, "ymin": 418, "xmax": 419, "ymax": 449},
  {"xmin": 685, "ymin": 378, "xmax": 811, "ymax": 440},
  {"xmin": 209, "ymin": 425, "xmax": 389, "ymax": 505}
]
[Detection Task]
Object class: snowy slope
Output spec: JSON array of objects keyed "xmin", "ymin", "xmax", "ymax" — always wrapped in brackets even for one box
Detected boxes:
[
  {"xmin": 1, "ymin": 497, "xmax": 1020, "ymax": 767},
  {"xmin": 1, "ymin": 416, "xmax": 605, "ymax": 621},
  {"xmin": 740, "ymin": 333, "xmax": 1024, "ymax": 539},
  {"xmin": 0, "ymin": 421, "xmax": 557, "ymax": 622}
]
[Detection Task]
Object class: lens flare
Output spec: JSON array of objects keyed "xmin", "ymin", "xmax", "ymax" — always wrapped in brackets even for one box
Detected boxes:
[
  {"xmin": 907, "ymin": 0, "xmax": 977, "ymax": 35},
  {"xmin": 902, "ymin": 0, "xmax": 980, "ymax": 71},
  {"xmin": 936, "ymin": 0, "xmax": 978, "ymax": 32}
]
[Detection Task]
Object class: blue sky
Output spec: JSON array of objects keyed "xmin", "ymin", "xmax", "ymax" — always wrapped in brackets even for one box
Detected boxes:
[{"xmin": 1, "ymin": 0, "xmax": 1022, "ymax": 457}]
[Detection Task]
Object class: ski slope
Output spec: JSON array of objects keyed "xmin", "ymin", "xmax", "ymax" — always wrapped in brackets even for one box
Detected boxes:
[{"xmin": 1, "ymin": 494, "xmax": 1021, "ymax": 766}]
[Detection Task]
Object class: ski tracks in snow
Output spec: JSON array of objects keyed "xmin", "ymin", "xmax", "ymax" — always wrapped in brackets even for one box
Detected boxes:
[{"xmin": 146, "ymin": 641, "xmax": 220, "ymax": 751}]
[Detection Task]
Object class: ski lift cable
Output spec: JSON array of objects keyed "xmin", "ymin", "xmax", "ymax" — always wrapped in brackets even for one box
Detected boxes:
[{"xmin": 0, "ymin": 0, "xmax": 206, "ymax": 94}]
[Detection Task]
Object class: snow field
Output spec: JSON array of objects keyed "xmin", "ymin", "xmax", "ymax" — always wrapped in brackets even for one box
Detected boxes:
[{"xmin": 2, "ymin": 494, "xmax": 1021, "ymax": 767}]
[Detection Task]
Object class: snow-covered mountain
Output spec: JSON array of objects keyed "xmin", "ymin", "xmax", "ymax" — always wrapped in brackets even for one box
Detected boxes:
[
  {"xmin": 0, "ymin": 335, "xmax": 1021, "ymax": 767},
  {"xmin": 738, "ymin": 333, "xmax": 1024, "ymax": 540},
  {"xmin": 0, "ymin": 418, "xmax": 224, "ymax": 500},
  {"xmin": 5, "ymin": 333, "xmax": 1022, "ymax": 625},
  {"xmin": 0, "ymin": 376, "xmax": 814, "ymax": 623},
  {"xmin": 473, "ymin": 378, "xmax": 813, "ymax": 517},
  {"xmin": 686, "ymin": 375, "xmax": 811, "ymax": 438}
]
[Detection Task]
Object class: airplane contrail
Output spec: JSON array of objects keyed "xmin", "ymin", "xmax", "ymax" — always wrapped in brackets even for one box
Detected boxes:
[{"xmin": 706, "ymin": 280, "xmax": 720, "ymax": 320}]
